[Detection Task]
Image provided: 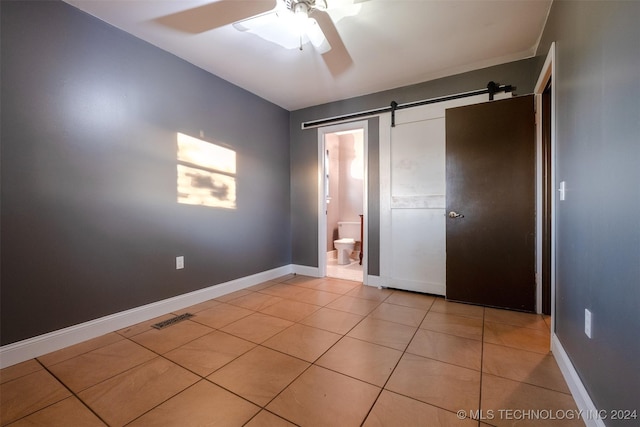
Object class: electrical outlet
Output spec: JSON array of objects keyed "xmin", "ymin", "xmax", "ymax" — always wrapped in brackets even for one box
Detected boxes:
[
  {"xmin": 176, "ymin": 256, "xmax": 184, "ymax": 270},
  {"xmin": 585, "ymin": 309, "xmax": 592, "ymax": 338}
]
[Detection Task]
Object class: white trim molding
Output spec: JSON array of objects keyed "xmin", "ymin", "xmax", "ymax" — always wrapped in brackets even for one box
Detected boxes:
[
  {"xmin": 316, "ymin": 121, "xmax": 369, "ymax": 282},
  {"xmin": 552, "ymin": 334, "xmax": 605, "ymax": 427},
  {"xmin": 292, "ymin": 264, "xmax": 321, "ymax": 277},
  {"xmin": 0, "ymin": 265, "xmax": 294, "ymax": 368}
]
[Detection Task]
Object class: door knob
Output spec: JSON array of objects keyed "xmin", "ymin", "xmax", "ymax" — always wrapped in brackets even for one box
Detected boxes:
[{"xmin": 448, "ymin": 211, "xmax": 464, "ymax": 219}]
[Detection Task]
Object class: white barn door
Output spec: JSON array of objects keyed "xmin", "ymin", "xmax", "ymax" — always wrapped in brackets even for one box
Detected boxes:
[{"xmin": 379, "ymin": 93, "xmax": 510, "ymax": 295}]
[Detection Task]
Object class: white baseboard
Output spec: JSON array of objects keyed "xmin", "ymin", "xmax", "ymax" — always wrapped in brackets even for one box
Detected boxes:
[
  {"xmin": 292, "ymin": 264, "xmax": 321, "ymax": 277},
  {"xmin": 552, "ymin": 334, "xmax": 605, "ymax": 427},
  {"xmin": 0, "ymin": 265, "xmax": 294, "ymax": 369}
]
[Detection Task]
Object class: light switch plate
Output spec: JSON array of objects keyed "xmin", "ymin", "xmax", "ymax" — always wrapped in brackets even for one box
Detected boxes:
[
  {"xmin": 176, "ymin": 256, "xmax": 184, "ymax": 270},
  {"xmin": 585, "ymin": 308, "xmax": 592, "ymax": 338},
  {"xmin": 559, "ymin": 181, "xmax": 566, "ymax": 201}
]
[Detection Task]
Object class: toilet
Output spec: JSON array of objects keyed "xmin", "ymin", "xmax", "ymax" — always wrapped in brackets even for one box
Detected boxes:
[{"xmin": 334, "ymin": 221, "xmax": 360, "ymax": 265}]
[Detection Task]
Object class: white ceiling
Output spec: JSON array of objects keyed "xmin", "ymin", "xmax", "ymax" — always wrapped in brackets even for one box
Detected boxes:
[{"xmin": 63, "ymin": 0, "xmax": 552, "ymax": 111}]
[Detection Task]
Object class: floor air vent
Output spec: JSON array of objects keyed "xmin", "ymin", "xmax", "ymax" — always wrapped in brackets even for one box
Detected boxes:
[{"xmin": 152, "ymin": 313, "xmax": 194, "ymax": 330}]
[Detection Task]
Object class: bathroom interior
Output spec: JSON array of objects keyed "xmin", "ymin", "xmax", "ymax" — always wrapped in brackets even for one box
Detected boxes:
[{"xmin": 325, "ymin": 129, "xmax": 364, "ymax": 282}]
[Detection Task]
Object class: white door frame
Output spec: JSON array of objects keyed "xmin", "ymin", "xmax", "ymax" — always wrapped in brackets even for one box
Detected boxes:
[
  {"xmin": 317, "ymin": 121, "xmax": 369, "ymax": 283},
  {"xmin": 534, "ymin": 43, "xmax": 557, "ymax": 324}
]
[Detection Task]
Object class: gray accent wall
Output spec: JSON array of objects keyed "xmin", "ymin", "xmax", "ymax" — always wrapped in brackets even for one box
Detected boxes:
[
  {"xmin": 290, "ymin": 59, "xmax": 538, "ymax": 276},
  {"xmin": 1, "ymin": 0, "xmax": 290, "ymax": 345},
  {"xmin": 536, "ymin": 1, "xmax": 640, "ymax": 422}
]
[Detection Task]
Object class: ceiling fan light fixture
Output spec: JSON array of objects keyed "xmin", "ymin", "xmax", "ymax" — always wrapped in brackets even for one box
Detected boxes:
[
  {"xmin": 293, "ymin": 2, "xmax": 310, "ymax": 36},
  {"xmin": 233, "ymin": 0, "xmax": 334, "ymax": 52}
]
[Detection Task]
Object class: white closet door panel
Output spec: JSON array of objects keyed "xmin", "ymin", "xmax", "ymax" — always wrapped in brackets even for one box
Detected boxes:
[
  {"xmin": 391, "ymin": 118, "xmax": 445, "ymax": 198},
  {"xmin": 390, "ymin": 208, "xmax": 446, "ymax": 295}
]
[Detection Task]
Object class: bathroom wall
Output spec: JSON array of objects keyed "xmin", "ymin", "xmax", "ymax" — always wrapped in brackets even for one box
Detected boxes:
[
  {"xmin": 338, "ymin": 133, "xmax": 364, "ymax": 224},
  {"xmin": 326, "ymin": 135, "xmax": 340, "ymax": 252},
  {"xmin": 325, "ymin": 132, "xmax": 364, "ymax": 252}
]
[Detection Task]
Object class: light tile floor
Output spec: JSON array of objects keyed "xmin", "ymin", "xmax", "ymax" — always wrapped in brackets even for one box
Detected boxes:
[
  {"xmin": 1, "ymin": 275, "xmax": 583, "ymax": 426},
  {"xmin": 327, "ymin": 255, "xmax": 363, "ymax": 282}
]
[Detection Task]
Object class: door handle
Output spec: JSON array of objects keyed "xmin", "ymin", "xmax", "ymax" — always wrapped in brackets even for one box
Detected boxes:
[{"xmin": 448, "ymin": 211, "xmax": 464, "ymax": 219}]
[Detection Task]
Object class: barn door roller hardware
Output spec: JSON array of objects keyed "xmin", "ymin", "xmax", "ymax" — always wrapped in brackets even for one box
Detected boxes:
[{"xmin": 301, "ymin": 81, "xmax": 514, "ymax": 129}]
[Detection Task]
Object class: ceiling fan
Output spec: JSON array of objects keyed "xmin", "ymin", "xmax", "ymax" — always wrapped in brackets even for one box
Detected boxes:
[{"xmin": 155, "ymin": 0, "xmax": 366, "ymax": 75}]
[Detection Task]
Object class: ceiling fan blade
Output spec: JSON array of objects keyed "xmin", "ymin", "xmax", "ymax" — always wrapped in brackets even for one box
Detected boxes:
[
  {"xmin": 155, "ymin": 0, "xmax": 277, "ymax": 34},
  {"xmin": 233, "ymin": 11, "xmax": 279, "ymax": 32},
  {"xmin": 307, "ymin": 19, "xmax": 331, "ymax": 54},
  {"xmin": 313, "ymin": 10, "xmax": 353, "ymax": 76}
]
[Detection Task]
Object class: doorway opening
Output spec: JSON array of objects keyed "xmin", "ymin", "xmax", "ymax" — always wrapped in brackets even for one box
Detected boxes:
[{"xmin": 317, "ymin": 121, "xmax": 368, "ymax": 283}]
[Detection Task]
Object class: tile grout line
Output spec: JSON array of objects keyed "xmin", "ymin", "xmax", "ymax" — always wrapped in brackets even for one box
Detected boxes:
[
  {"xmin": 33, "ymin": 358, "xmax": 111, "ymax": 427},
  {"xmin": 238, "ymin": 283, "xmax": 384, "ymax": 424},
  {"xmin": 478, "ymin": 306, "xmax": 486, "ymax": 427},
  {"xmin": 357, "ymin": 296, "xmax": 439, "ymax": 426}
]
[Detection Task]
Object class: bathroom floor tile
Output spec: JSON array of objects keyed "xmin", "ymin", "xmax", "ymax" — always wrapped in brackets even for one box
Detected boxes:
[
  {"xmin": 407, "ymin": 329, "xmax": 482, "ymax": 371},
  {"xmin": 207, "ymin": 346, "xmax": 309, "ymax": 406},
  {"xmin": 363, "ymin": 390, "xmax": 477, "ymax": 427},
  {"xmin": 7, "ymin": 396, "xmax": 106, "ymax": 427},
  {"xmin": 47, "ymin": 339, "xmax": 156, "ymax": 392},
  {"xmin": 267, "ymin": 365, "xmax": 380, "ymax": 427},
  {"xmin": 0, "ymin": 369, "xmax": 71, "ymax": 425},
  {"xmin": 420, "ymin": 312, "xmax": 484, "ymax": 341},
  {"xmin": 386, "ymin": 353, "xmax": 481, "ymax": 414},
  {"xmin": 430, "ymin": 298, "xmax": 485, "ymax": 320},
  {"xmin": 163, "ymin": 330, "xmax": 256, "ymax": 377},
  {"xmin": 482, "ymin": 343, "xmax": 570, "ymax": 393},
  {"xmin": 129, "ymin": 319, "xmax": 213, "ymax": 354},
  {"xmin": 220, "ymin": 313, "xmax": 293, "ymax": 343},
  {"xmin": 385, "ymin": 291, "xmax": 436, "ymax": 310},
  {"xmin": 299, "ymin": 307, "xmax": 364, "ymax": 335},
  {"xmin": 347, "ymin": 317, "xmax": 417, "ymax": 351},
  {"xmin": 79, "ymin": 357, "xmax": 199, "ymax": 426},
  {"xmin": 259, "ymin": 299, "xmax": 320, "ymax": 322},
  {"xmin": 326, "ymin": 295, "xmax": 381, "ymax": 316},
  {"xmin": 368, "ymin": 302, "xmax": 427, "ymax": 327},
  {"xmin": 263, "ymin": 323, "xmax": 342, "ymax": 362},
  {"xmin": 484, "ymin": 321, "xmax": 550, "ymax": 354},
  {"xmin": 484, "ymin": 308, "xmax": 549, "ymax": 331},
  {"xmin": 127, "ymin": 380, "xmax": 259, "ymax": 426},
  {"xmin": 189, "ymin": 303, "xmax": 254, "ymax": 329},
  {"xmin": 316, "ymin": 336, "xmax": 402, "ymax": 387},
  {"xmin": 480, "ymin": 374, "xmax": 582, "ymax": 426}
]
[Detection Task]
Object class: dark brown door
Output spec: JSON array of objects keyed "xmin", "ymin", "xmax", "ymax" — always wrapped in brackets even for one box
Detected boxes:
[{"xmin": 445, "ymin": 95, "xmax": 536, "ymax": 311}]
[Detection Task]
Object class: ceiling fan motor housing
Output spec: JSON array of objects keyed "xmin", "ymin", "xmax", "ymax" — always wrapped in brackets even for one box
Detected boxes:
[{"xmin": 286, "ymin": 0, "xmax": 328, "ymax": 13}]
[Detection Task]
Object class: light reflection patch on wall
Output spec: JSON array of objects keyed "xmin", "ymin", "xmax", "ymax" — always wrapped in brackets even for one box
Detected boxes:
[{"xmin": 176, "ymin": 133, "xmax": 237, "ymax": 209}]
